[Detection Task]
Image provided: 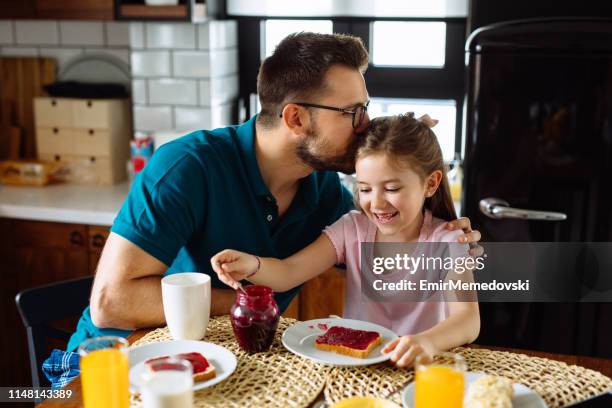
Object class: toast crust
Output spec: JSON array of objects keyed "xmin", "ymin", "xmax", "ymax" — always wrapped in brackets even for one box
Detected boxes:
[
  {"xmin": 146, "ymin": 352, "xmax": 216, "ymax": 382},
  {"xmin": 192, "ymin": 364, "xmax": 216, "ymax": 382},
  {"xmin": 315, "ymin": 335, "xmax": 382, "ymax": 358}
]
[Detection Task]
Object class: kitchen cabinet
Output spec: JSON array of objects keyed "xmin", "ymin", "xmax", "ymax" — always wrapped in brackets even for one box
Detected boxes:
[
  {"xmin": 0, "ymin": 219, "xmax": 107, "ymax": 387},
  {"xmin": 88, "ymin": 225, "xmax": 108, "ymax": 273},
  {"xmin": 34, "ymin": 97, "xmax": 132, "ymax": 185},
  {"xmin": 0, "ymin": 0, "xmax": 35, "ymax": 19},
  {"xmin": 115, "ymin": 0, "xmax": 206, "ymax": 22},
  {"xmin": 277, "ymin": 268, "xmax": 345, "ymax": 321},
  {"xmin": 282, "ymin": 292, "xmax": 299, "ymax": 320},
  {"xmin": 12, "ymin": 221, "xmax": 91, "ymax": 286},
  {"xmin": 0, "ymin": 0, "xmax": 113, "ymax": 20},
  {"xmin": 0, "ymin": 58, "xmax": 56, "ymax": 160},
  {"xmin": 36, "ymin": 0, "xmax": 114, "ymax": 20},
  {"xmin": 299, "ymin": 267, "xmax": 345, "ymax": 320}
]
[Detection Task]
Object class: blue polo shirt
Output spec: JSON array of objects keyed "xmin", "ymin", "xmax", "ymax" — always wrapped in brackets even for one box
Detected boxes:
[{"xmin": 66, "ymin": 115, "xmax": 353, "ymax": 351}]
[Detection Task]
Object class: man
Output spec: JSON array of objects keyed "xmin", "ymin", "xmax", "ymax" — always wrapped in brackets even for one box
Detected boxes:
[{"xmin": 43, "ymin": 32, "xmax": 480, "ymax": 387}]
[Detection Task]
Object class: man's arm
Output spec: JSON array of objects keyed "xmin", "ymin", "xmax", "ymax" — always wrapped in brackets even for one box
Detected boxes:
[{"xmin": 90, "ymin": 232, "xmax": 234, "ymax": 330}]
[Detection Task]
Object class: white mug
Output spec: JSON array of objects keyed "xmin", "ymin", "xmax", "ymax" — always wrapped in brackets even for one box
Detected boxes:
[{"xmin": 161, "ymin": 273, "xmax": 211, "ymax": 340}]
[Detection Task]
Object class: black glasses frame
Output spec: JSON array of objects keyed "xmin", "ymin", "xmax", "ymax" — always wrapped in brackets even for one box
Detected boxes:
[{"xmin": 280, "ymin": 100, "xmax": 370, "ymax": 130}]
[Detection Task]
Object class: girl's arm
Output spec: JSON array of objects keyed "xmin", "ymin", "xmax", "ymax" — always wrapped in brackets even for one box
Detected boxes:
[
  {"xmin": 383, "ymin": 301, "xmax": 480, "ymax": 368},
  {"xmin": 383, "ymin": 262, "xmax": 480, "ymax": 367},
  {"xmin": 423, "ymin": 261, "xmax": 480, "ymax": 351},
  {"xmin": 210, "ymin": 233, "xmax": 338, "ymax": 292},
  {"xmin": 416, "ymin": 300, "xmax": 480, "ymax": 352}
]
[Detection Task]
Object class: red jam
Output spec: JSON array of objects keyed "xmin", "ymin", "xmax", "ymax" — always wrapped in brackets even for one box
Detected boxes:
[
  {"xmin": 315, "ymin": 326, "xmax": 380, "ymax": 350},
  {"xmin": 230, "ymin": 285, "xmax": 280, "ymax": 353},
  {"xmin": 146, "ymin": 352, "xmax": 209, "ymax": 373}
]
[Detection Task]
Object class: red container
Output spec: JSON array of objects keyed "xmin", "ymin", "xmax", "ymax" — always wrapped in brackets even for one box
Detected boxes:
[{"xmin": 230, "ymin": 285, "xmax": 279, "ymax": 353}]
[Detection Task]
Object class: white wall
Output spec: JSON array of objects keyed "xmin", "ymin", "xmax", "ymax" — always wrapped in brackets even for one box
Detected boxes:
[
  {"xmin": 0, "ymin": 20, "xmax": 130, "ymax": 70},
  {"xmin": 0, "ymin": 19, "xmax": 239, "ymax": 135},
  {"xmin": 129, "ymin": 21, "xmax": 238, "ymax": 133}
]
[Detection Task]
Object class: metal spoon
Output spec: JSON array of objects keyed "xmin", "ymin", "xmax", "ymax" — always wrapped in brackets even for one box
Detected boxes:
[{"xmin": 235, "ymin": 281, "xmax": 248, "ymax": 295}]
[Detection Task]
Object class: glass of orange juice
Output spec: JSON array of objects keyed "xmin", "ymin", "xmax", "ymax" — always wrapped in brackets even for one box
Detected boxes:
[
  {"xmin": 78, "ymin": 336, "xmax": 129, "ymax": 408},
  {"xmin": 414, "ymin": 352, "xmax": 466, "ymax": 408}
]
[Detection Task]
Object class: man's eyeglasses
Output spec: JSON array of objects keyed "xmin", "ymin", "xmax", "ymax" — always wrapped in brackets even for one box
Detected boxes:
[{"xmin": 281, "ymin": 100, "xmax": 370, "ymax": 131}]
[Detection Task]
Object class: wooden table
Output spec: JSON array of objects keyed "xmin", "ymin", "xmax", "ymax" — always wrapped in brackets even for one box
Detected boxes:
[{"xmin": 39, "ymin": 329, "xmax": 612, "ymax": 407}]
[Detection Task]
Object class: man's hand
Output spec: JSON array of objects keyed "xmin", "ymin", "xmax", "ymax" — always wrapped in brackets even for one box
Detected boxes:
[{"xmin": 446, "ymin": 217, "xmax": 483, "ymax": 256}]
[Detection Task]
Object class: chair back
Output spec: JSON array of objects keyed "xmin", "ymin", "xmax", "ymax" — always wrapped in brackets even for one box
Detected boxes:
[{"xmin": 15, "ymin": 276, "xmax": 93, "ymax": 387}]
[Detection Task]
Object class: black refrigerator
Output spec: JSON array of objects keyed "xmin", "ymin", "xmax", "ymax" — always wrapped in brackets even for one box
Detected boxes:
[{"xmin": 463, "ymin": 18, "xmax": 612, "ymax": 357}]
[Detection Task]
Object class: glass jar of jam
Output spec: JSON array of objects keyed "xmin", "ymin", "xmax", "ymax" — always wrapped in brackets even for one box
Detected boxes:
[{"xmin": 230, "ymin": 285, "xmax": 280, "ymax": 353}]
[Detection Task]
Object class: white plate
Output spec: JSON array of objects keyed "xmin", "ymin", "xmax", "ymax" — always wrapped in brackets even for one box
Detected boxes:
[
  {"xmin": 128, "ymin": 340, "xmax": 237, "ymax": 392},
  {"xmin": 402, "ymin": 371, "xmax": 547, "ymax": 408},
  {"xmin": 281, "ymin": 318, "xmax": 398, "ymax": 366}
]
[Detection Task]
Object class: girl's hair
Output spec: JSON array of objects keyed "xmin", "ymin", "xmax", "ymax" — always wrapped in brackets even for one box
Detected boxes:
[{"xmin": 354, "ymin": 113, "xmax": 457, "ymax": 221}]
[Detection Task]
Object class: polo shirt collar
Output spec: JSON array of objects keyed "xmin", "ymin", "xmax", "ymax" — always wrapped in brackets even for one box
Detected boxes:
[
  {"xmin": 236, "ymin": 115, "xmax": 271, "ymax": 197},
  {"xmin": 236, "ymin": 115, "xmax": 320, "ymax": 213}
]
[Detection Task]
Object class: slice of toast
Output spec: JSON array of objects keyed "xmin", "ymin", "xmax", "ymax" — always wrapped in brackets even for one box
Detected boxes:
[
  {"xmin": 315, "ymin": 326, "xmax": 382, "ymax": 358},
  {"xmin": 145, "ymin": 352, "xmax": 216, "ymax": 382}
]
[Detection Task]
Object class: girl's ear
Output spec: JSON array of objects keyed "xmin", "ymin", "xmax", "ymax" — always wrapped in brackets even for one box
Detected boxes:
[{"xmin": 424, "ymin": 170, "xmax": 443, "ymax": 197}]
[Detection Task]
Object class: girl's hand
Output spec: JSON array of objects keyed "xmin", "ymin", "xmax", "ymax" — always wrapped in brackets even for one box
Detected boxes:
[
  {"xmin": 210, "ymin": 249, "xmax": 259, "ymax": 289},
  {"xmin": 382, "ymin": 334, "xmax": 435, "ymax": 368}
]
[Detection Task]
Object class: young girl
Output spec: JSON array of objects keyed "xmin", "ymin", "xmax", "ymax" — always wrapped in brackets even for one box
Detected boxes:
[{"xmin": 211, "ymin": 114, "xmax": 480, "ymax": 367}]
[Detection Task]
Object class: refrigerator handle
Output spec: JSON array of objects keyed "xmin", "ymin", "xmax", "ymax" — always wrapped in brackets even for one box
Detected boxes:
[{"xmin": 479, "ymin": 198, "xmax": 567, "ymax": 221}]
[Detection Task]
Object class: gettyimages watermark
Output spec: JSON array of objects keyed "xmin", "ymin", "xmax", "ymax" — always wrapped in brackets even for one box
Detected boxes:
[{"xmin": 360, "ymin": 242, "xmax": 612, "ymax": 302}]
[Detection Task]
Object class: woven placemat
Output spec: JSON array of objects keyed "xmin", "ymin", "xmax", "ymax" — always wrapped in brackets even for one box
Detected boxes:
[
  {"xmin": 324, "ymin": 346, "xmax": 612, "ymax": 407},
  {"xmin": 128, "ymin": 316, "xmax": 330, "ymax": 408}
]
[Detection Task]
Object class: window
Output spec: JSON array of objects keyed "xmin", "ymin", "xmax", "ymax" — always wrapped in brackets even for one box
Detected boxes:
[
  {"xmin": 237, "ymin": 16, "xmax": 465, "ymax": 162},
  {"xmin": 261, "ymin": 19, "xmax": 333, "ymax": 59},
  {"xmin": 370, "ymin": 97, "xmax": 457, "ymax": 162},
  {"xmin": 371, "ymin": 21, "xmax": 447, "ymax": 68}
]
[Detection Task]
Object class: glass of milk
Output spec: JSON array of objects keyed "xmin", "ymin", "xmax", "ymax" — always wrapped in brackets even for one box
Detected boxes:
[{"xmin": 141, "ymin": 358, "xmax": 194, "ymax": 408}]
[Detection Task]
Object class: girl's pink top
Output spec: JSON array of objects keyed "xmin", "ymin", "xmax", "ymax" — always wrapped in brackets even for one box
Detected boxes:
[{"xmin": 323, "ymin": 210, "xmax": 466, "ymax": 336}]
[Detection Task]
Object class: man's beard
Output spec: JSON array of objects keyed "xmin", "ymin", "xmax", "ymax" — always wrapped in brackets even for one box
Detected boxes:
[{"xmin": 295, "ymin": 125, "xmax": 360, "ymax": 174}]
